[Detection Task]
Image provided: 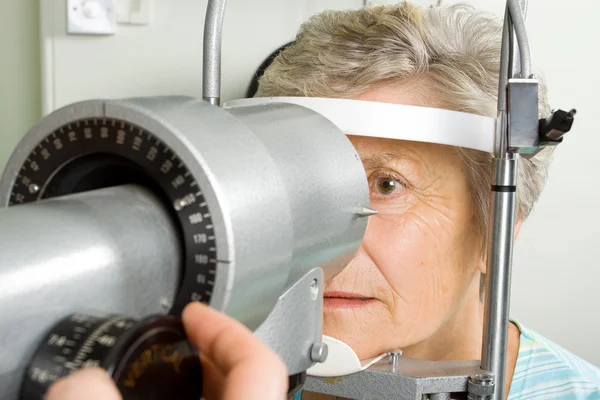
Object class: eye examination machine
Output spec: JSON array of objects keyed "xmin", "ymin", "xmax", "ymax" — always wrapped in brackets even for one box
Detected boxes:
[{"xmin": 0, "ymin": 1, "xmax": 576, "ymax": 399}]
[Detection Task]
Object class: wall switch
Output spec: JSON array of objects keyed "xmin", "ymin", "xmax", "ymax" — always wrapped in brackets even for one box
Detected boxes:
[{"xmin": 67, "ymin": 0, "xmax": 117, "ymax": 35}]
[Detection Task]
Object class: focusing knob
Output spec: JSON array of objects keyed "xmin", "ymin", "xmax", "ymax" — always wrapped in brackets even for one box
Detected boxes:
[{"xmin": 20, "ymin": 314, "xmax": 202, "ymax": 400}]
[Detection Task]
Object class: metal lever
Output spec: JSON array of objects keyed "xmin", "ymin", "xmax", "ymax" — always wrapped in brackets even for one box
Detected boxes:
[{"xmin": 203, "ymin": 0, "xmax": 227, "ymax": 105}]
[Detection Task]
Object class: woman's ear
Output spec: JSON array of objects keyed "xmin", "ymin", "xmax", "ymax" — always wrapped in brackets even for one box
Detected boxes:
[
  {"xmin": 476, "ymin": 218, "xmax": 524, "ymax": 276},
  {"xmin": 513, "ymin": 218, "xmax": 523, "ymax": 242}
]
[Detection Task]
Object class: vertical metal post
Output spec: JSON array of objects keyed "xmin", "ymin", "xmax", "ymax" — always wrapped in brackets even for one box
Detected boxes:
[
  {"xmin": 481, "ymin": 150, "xmax": 518, "ymax": 400},
  {"xmin": 481, "ymin": 2, "xmax": 529, "ymax": 400},
  {"xmin": 203, "ymin": 0, "xmax": 227, "ymax": 106}
]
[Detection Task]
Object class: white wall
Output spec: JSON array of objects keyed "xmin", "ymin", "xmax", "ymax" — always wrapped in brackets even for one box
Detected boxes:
[
  {"xmin": 0, "ymin": 1, "xmax": 41, "ymax": 173},
  {"xmin": 17, "ymin": 0, "xmax": 600, "ymax": 367},
  {"xmin": 40, "ymin": 0, "xmax": 363, "ymax": 113}
]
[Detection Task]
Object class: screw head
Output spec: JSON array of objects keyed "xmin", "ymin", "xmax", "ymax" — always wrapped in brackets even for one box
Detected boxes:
[
  {"xmin": 311, "ymin": 342, "xmax": 328, "ymax": 363},
  {"xmin": 471, "ymin": 373, "xmax": 494, "ymax": 384},
  {"xmin": 310, "ymin": 279, "xmax": 319, "ymax": 300},
  {"xmin": 28, "ymin": 184, "xmax": 40, "ymax": 194}
]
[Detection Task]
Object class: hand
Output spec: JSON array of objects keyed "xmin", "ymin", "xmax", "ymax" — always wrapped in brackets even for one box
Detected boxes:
[{"xmin": 45, "ymin": 302, "xmax": 288, "ymax": 400}]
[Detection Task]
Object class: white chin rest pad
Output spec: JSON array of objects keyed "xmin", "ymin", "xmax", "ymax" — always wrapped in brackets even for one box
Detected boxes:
[
  {"xmin": 306, "ymin": 335, "xmax": 388, "ymax": 377},
  {"xmin": 224, "ymin": 97, "xmax": 495, "ymax": 153}
]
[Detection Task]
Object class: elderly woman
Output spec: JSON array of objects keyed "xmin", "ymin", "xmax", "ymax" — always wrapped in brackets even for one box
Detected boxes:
[{"xmin": 253, "ymin": 3, "xmax": 600, "ymax": 399}]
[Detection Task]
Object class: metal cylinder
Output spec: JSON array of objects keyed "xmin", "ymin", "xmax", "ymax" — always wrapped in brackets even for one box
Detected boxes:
[
  {"xmin": 105, "ymin": 97, "xmax": 369, "ymax": 330},
  {"xmin": 481, "ymin": 156, "xmax": 518, "ymax": 400},
  {"xmin": 0, "ymin": 96, "xmax": 369, "ymax": 333},
  {"xmin": 492, "ymin": 155, "xmax": 518, "ymax": 187},
  {"xmin": 467, "ymin": 373, "xmax": 495, "ymax": 400},
  {"xmin": 0, "ymin": 185, "xmax": 181, "ymax": 400},
  {"xmin": 227, "ymin": 103, "xmax": 370, "ymax": 286},
  {"xmin": 203, "ymin": 0, "xmax": 227, "ymax": 105}
]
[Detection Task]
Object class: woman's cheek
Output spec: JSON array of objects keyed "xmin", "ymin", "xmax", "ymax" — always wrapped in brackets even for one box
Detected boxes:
[{"xmin": 369, "ymin": 219, "xmax": 430, "ymax": 295}]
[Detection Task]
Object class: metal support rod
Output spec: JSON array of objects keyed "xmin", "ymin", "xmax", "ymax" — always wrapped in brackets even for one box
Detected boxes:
[
  {"xmin": 481, "ymin": 2, "xmax": 530, "ymax": 399},
  {"xmin": 481, "ymin": 156, "xmax": 518, "ymax": 400},
  {"xmin": 507, "ymin": 0, "xmax": 531, "ymax": 78},
  {"xmin": 0, "ymin": 185, "xmax": 181, "ymax": 400},
  {"xmin": 203, "ymin": 0, "xmax": 227, "ymax": 106},
  {"xmin": 510, "ymin": 0, "xmax": 529, "ymax": 76},
  {"xmin": 497, "ymin": 6, "xmax": 512, "ymax": 111}
]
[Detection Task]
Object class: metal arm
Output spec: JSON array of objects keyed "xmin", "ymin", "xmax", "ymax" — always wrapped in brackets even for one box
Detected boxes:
[{"xmin": 203, "ymin": 0, "xmax": 227, "ymax": 105}]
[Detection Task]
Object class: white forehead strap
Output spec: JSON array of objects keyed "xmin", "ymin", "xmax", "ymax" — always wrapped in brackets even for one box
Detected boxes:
[{"xmin": 224, "ymin": 97, "xmax": 496, "ymax": 153}]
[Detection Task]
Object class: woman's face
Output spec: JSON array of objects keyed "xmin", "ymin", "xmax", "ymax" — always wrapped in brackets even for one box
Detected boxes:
[{"xmin": 322, "ymin": 86, "xmax": 484, "ymax": 360}]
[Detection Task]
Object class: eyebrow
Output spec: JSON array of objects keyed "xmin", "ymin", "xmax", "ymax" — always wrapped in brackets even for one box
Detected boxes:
[{"xmin": 361, "ymin": 150, "xmax": 422, "ymax": 169}]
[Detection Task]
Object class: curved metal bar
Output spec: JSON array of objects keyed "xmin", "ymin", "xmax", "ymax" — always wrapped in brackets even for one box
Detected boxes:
[{"xmin": 203, "ymin": 0, "xmax": 227, "ymax": 105}]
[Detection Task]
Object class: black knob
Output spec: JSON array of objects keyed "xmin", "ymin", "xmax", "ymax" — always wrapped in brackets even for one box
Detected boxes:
[{"xmin": 20, "ymin": 314, "xmax": 202, "ymax": 400}]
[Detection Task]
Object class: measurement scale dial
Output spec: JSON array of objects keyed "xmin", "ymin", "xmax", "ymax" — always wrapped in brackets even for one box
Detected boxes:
[
  {"xmin": 20, "ymin": 314, "xmax": 202, "ymax": 400},
  {"xmin": 6, "ymin": 117, "xmax": 218, "ymax": 313}
]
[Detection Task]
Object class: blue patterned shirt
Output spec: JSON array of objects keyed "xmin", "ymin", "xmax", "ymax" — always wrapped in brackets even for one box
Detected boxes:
[{"xmin": 508, "ymin": 322, "xmax": 600, "ymax": 399}]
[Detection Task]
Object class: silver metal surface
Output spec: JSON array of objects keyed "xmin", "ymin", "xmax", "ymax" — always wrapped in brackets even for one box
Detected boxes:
[
  {"xmin": 507, "ymin": 79, "xmax": 540, "ymax": 153},
  {"xmin": 481, "ymin": 160, "xmax": 518, "ymax": 400},
  {"xmin": 497, "ymin": 7, "xmax": 512, "ymax": 111},
  {"xmin": 390, "ymin": 352, "xmax": 401, "ymax": 368},
  {"xmin": 494, "ymin": 111, "xmax": 508, "ymax": 158},
  {"xmin": 305, "ymin": 357, "xmax": 483, "ymax": 400},
  {"xmin": 498, "ymin": 0, "xmax": 529, "ymax": 107},
  {"xmin": 311, "ymin": 342, "xmax": 329, "ymax": 363},
  {"xmin": 492, "ymin": 157, "xmax": 518, "ymax": 187},
  {"xmin": 355, "ymin": 206, "xmax": 378, "ymax": 217},
  {"xmin": 255, "ymin": 268, "xmax": 324, "ymax": 375},
  {"xmin": 0, "ymin": 95, "xmax": 368, "ymax": 383},
  {"xmin": 430, "ymin": 393, "xmax": 451, "ymax": 400},
  {"xmin": 510, "ymin": 0, "xmax": 529, "ymax": 76},
  {"xmin": 468, "ymin": 373, "xmax": 495, "ymax": 399},
  {"xmin": 203, "ymin": 0, "xmax": 227, "ymax": 105},
  {"xmin": 226, "ymin": 102, "xmax": 369, "ymax": 287},
  {"xmin": 0, "ymin": 96, "xmax": 367, "ymax": 331},
  {"xmin": 103, "ymin": 97, "xmax": 247, "ymax": 321},
  {"xmin": 0, "ymin": 185, "xmax": 180, "ymax": 400},
  {"xmin": 507, "ymin": 0, "xmax": 531, "ymax": 78}
]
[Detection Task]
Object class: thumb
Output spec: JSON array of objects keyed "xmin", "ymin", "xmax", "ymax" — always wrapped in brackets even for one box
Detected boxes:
[{"xmin": 45, "ymin": 368, "xmax": 122, "ymax": 400}]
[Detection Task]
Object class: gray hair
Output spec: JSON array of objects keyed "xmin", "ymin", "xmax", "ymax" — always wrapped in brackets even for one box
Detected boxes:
[{"xmin": 256, "ymin": 2, "xmax": 554, "ymax": 254}]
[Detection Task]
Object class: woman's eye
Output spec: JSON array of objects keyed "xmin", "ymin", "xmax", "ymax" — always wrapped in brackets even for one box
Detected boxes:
[{"xmin": 375, "ymin": 177, "xmax": 404, "ymax": 195}]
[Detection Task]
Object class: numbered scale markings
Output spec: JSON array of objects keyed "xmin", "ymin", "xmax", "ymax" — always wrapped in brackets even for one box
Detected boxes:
[
  {"xmin": 20, "ymin": 314, "xmax": 202, "ymax": 400},
  {"xmin": 8, "ymin": 118, "xmax": 220, "ymax": 311}
]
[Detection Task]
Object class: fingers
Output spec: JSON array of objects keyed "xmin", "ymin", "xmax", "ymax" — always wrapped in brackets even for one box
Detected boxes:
[
  {"xmin": 182, "ymin": 302, "xmax": 288, "ymax": 399},
  {"xmin": 200, "ymin": 354, "xmax": 225, "ymax": 400},
  {"xmin": 45, "ymin": 368, "xmax": 121, "ymax": 400}
]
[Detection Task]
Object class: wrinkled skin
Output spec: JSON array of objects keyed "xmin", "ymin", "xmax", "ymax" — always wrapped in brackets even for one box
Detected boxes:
[{"xmin": 323, "ymin": 135, "xmax": 485, "ymax": 361}]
